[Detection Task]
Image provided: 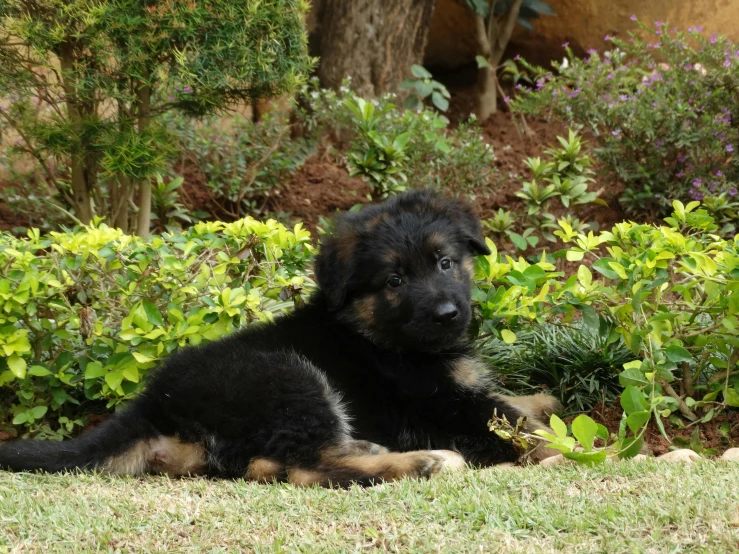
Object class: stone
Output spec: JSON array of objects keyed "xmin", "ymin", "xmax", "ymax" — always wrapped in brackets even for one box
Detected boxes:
[
  {"xmin": 656, "ymin": 449, "xmax": 701, "ymax": 463},
  {"xmin": 720, "ymin": 448, "xmax": 739, "ymax": 461}
]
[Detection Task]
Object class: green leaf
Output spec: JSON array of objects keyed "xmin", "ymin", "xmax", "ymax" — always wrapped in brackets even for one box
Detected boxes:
[
  {"xmin": 475, "ymin": 55, "xmax": 492, "ymax": 69},
  {"xmin": 501, "ymin": 329, "xmax": 517, "ymax": 344},
  {"xmin": 550, "ymin": 414, "xmax": 568, "ymax": 438},
  {"xmin": 595, "ymin": 424, "xmax": 610, "ymax": 441},
  {"xmin": 30, "ymin": 406, "xmax": 48, "ymax": 420},
  {"xmin": 85, "ymin": 361, "xmax": 106, "ymax": 379},
  {"xmin": 431, "ymin": 91, "xmax": 449, "ymax": 112},
  {"xmin": 619, "ymin": 366, "xmax": 649, "ymax": 387},
  {"xmin": 509, "ymin": 232, "xmax": 528, "ymax": 251},
  {"xmin": 28, "ymin": 365, "xmax": 51, "ymax": 377},
  {"xmin": 618, "ymin": 436, "xmax": 644, "ymax": 459},
  {"xmin": 626, "ymin": 410, "xmax": 651, "ymax": 433},
  {"xmin": 142, "ymin": 299, "xmax": 165, "ymax": 327},
  {"xmin": 571, "ymin": 414, "xmax": 598, "ymax": 452},
  {"xmin": 563, "ymin": 450, "xmax": 607, "ymax": 466},
  {"xmin": 410, "ymin": 64, "xmax": 432, "ymax": 79},
  {"xmin": 725, "ymin": 387, "xmax": 739, "ymax": 408},
  {"xmin": 8, "ymin": 354, "xmax": 27, "ymax": 379},
  {"xmin": 665, "ymin": 344, "xmax": 693, "ymax": 363},
  {"xmin": 592, "ymin": 258, "xmax": 620, "ymax": 279},
  {"xmin": 620, "ymin": 385, "xmax": 649, "ymax": 415},
  {"xmin": 105, "ymin": 371, "xmax": 124, "ymax": 391}
]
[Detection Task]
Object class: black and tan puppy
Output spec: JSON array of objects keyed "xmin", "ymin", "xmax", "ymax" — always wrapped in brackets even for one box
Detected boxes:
[{"xmin": 0, "ymin": 191, "xmax": 559, "ymax": 485}]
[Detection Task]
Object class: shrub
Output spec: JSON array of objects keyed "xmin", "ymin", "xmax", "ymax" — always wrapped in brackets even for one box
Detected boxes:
[
  {"xmin": 296, "ymin": 79, "xmax": 498, "ymax": 199},
  {"xmin": 0, "ymin": 0, "xmax": 312, "ymax": 237},
  {"xmin": 512, "ymin": 20, "xmax": 739, "ymax": 225},
  {"xmin": 483, "ymin": 322, "xmax": 634, "ymax": 414},
  {"xmin": 0, "ymin": 218, "xmax": 313, "ymax": 438},
  {"xmin": 482, "ymin": 129, "xmax": 603, "ymax": 256},
  {"xmin": 474, "ymin": 200, "xmax": 739, "ymax": 456},
  {"xmin": 165, "ymin": 110, "xmax": 314, "ymax": 220}
]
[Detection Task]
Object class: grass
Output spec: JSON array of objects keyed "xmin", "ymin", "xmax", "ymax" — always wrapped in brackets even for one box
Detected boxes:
[{"xmin": 1, "ymin": 461, "xmax": 738, "ymax": 553}]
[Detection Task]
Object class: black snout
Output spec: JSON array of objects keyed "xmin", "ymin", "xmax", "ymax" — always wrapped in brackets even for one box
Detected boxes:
[{"xmin": 432, "ymin": 302, "xmax": 459, "ymax": 324}]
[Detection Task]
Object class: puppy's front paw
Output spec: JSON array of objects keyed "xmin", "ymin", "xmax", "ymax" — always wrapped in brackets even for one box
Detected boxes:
[{"xmin": 429, "ymin": 450, "xmax": 467, "ymax": 472}]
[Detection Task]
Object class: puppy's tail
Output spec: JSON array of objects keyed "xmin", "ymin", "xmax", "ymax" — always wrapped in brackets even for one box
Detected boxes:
[{"xmin": 0, "ymin": 409, "xmax": 156, "ymax": 474}]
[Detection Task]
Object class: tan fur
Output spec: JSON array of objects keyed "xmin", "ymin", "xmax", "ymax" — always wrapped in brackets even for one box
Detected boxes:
[
  {"xmin": 246, "ymin": 458, "xmax": 284, "ymax": 482},
  {"xmin": 493, "ymin": 393, "xmax": 564, "ymax": 462},
  {"xmin": 287, "ymin": 468, "xmax": 327, "ymax": 486},
  {"xmin": 102, "ymin": 440, "xmax": 151, "ymax": 476},
  {"xmin": 462, "ymin": 257, "xmax": 475, "ymax": 275},
  {"xmin": 450, "ymin": 357, "xmax": 488, "ymax": 391},
  {"xmin": 364, "ymin": 212, "xmax": 390, "ymax": 231},
  {"xmin": 147, "ymin": 436, "xmax": 208, "ymax": 477},
  {"xmin": 324, "ymin": 450, "xmax": 447, "ymax": 481},
  {"xmin": 424, "ymin": 231, "xmax": 448, "ymax": 252},
  {"xmin": 337, "ymin": 231, "xmax": 359, "ymax": 265},
  {"xmin": 102, "ymin": 436, "xmax": 207, "ymax": 477}
]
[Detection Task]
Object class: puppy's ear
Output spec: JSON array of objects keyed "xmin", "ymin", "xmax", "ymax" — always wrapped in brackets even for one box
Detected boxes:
[
  {"xmin": 314, "ymin": 225, "xmax": 358, "ymax": 311},
  {"xmin": 450, "ymin": 201, "xmax": 491, "ymax": 256}
]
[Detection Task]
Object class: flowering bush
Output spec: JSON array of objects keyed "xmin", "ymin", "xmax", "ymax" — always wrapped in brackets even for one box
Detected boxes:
[
  {"xmin": 0, "ymin": 218, "xmax": 312, "ymax": 438},
  {"xmin": 512, "ymin": 20, "xmax": 739, "ymax": 227}
]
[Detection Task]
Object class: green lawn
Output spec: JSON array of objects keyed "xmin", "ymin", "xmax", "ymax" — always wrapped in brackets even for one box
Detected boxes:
[{"xmin": 1, "ymin": 460, "xmax": 738, "ymax": 553}]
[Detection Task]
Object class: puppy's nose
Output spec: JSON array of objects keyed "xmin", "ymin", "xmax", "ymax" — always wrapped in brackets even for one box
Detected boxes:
[{"xmin": 433, "ymin": 302, "xmax": 459, "ymax": 324}]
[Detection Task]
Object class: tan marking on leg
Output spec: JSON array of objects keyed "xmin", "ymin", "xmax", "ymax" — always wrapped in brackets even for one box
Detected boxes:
[
  {"xmin": 496, "ymin": 393, "xmax": 563, "ymax": 421},
  {"xmin": 324, "ymin": 440, "xmax": 390, "ymax": 457},
  {"xmin": 147, "ymin": 436, "xmax": 208, "ymax": 477},
  {"xmin": 102, "ymin": 440, "xmax": 151, "ymax": 476},
  {"xmin": 287, "ymin": 468, "xmax": 326, "ymax": 486},
  {"xmin": 246, "ymin": 458, "xmax": 285, "ymax": 482},
  {"xmin": 323, "ymin": 450, "xmax": 447, "ymax": 481}
]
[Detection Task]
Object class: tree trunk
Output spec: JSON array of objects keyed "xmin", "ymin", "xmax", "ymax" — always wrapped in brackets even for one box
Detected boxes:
[
  {"xmin": 135, "ymin": 80, "xmax": 152, "ymax": 240},
  {"xmin": 317, "ymin": 0, "xmax": 437, "ymax": 97},
  {"xmin": 475, "ymin": 0, "xmax": 523, "ymax": 120},
  {"xmin": 58, "ymin": 42, "xmax": 94, "ymax": 225}
]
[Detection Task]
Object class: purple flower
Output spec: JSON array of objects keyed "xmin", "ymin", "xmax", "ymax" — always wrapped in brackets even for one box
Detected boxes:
[
  {"xmin": 514, "ymin": 54, "xmax": 521, "ymax": 61},
  {"xmin": 725, "ymin": 59, "xmax": 732, "ymax": 68},
  {"xmin": 716, "ymin": 170, "xmax": 724, "ymax": 177},
  {"xmin": 655, "ymin": 140, "xmax": 664, "ymax": 147},
  {"xmin": 167, "ymin": 95, "xmax": 174, "ymax": 101},
  {"xmin": 503, "ymin": 96, "xmax": 511, "ymax": 104},
  {"xmin": 605, "ymin": 35, "xmax": 614, "ymax": 41},
  {"xmin": 710, "ymin": 33, "xmax": 718, "ymax": 44},
  {"xmin": 630, "ymin": 14, "xmax": 637, "ymax": 21},
  {"xmin": 730, "ymin": 187, "xmax": 738, "ymax": 197},
  {"xmin": 587, "ymin": 48, "xmax": 597, "ymax": 56},
  {"xmin": 709, "ymin": 182, "xmax": 718, "ymax": 192},
  {"xmin": 678, "ymin": 153, "xmax": 687, "ymax": 163},
  {"xmin": 562, "ymin": 42, "xmax": 569, "ymax": 48},
  {"xmin": 697, "ymin": 26, "xmax": 704, "ymax": 32},
  {"xmin": 183, "ymin": 85, "xmax": 192, "ymax": 93},
  {"xmin": 728, "ymin": 144, "xmax": 735, "ymax": 153},
  {"xmin": 691, "ymin": 191, "xmax": 704, "ymax": 201},
  {"xmin": 619, "ymin": 94, "xmax": 629, "ymax": 101},
  {"xmin": 654, "ymin": 194, "xmax": 661, "ymax": 199},
  {"xmin": 607, "ymin": 72, "xmax": 614, "ymax": 80},
  {"xmin": 692, "ymin": 178, "xmax": 703, "ymax": 188},
  {"xmin": 612, "ymin": 129, "xmax": 622, "ymax": 137},
  {"xmin": 655, "ymin": 20, "xmax": 664, "ymax": 27},
  {"xmin": 536, "ymin": 79, "xmax": 545, "ymax": 90}
]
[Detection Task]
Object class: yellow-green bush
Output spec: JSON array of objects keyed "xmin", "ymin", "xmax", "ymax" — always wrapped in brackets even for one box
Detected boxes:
[{"xmin": 0, "ymin": 218, "xmax": 313, "ymax": 438}]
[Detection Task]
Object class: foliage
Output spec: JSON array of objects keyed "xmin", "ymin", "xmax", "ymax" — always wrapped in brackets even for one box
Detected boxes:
[
  {"xmin": 483, "ymin": 129, "xmax": 602, "ymax": 255},
  {"xmin": 474, "ymin": 200, "xmax": 739, "ymax": 456},
  {"xmin": 150, "ymin": 175, "xmax": 202, "ymax": 234},
  {"xmin": 0, "ymin": 0, "xmax": 312, "ymax": 237},
  {"xmin": 298, "ymin": 79, "xmax": 497, "ymax": 199},
  {"xmin": 512, "ymin": 20, "xmax": 739, "ymax": 224},
  {"xmin": 166, "ymin": 110, "xmax": 314, "ymax": 220},
  {"xmin": 398, "ymin": 65, "xmax": 451, "ymax": 112},
  {"xmin": 0, "ymin": 218, "xmax": 313, "ymax": 437},
  {"xmin": 484, "ymin": 322, "xmax": 634, "ymax": 413}
]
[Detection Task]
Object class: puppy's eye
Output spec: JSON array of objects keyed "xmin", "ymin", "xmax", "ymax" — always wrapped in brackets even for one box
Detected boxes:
[
  {"xmin": 439, "ymin": 258, "xmax": 453, "ymax": 270},
  {"xmin": 387, "ymin": 275, "xmax": 403, "ymax": 288}
]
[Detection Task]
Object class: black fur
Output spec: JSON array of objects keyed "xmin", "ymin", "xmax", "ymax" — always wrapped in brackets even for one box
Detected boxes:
[{"xmin": 0, "ymin": 191, "xmax": 536, "ymax": 483}]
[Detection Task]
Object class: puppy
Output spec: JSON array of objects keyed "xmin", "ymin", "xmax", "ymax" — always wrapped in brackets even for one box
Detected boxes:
[{"xmin": 0, "ymin": 191, "xmax": 559, "ymax": 485}]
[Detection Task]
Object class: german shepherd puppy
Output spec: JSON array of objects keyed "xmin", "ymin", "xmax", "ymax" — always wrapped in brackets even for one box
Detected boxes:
[{"xmin": 0, "ymin": 191, "xmax": 559, "ymax": 486}]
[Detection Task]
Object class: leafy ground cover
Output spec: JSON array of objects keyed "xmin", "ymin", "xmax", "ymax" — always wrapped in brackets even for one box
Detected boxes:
[{"xmin": 1, "ymin": 461, "xmax": 738, "ymax": 553}]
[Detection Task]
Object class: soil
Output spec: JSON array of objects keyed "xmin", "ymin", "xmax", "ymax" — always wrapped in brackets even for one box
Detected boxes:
[{"xmin": 583, "ymin": 402, "xmax": 739, "ymax": 457}]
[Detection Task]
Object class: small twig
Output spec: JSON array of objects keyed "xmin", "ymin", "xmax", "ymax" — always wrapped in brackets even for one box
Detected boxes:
[{"xmin": 661, "ymin": 381, "xmax": 697, "ymax": 420}]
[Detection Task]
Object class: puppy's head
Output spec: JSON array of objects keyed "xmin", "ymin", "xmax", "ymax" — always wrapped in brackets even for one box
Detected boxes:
[{"xmin": 315, "ymin": 190, "xmax": 490, "ymax": 352}]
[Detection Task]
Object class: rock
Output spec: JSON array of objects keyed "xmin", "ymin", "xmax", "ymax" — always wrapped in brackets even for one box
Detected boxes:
[
  {"xmin": 720, "ymin": 448, "xmax": 739, "ymax": 461},
  {"xmin": 656, "ymin": 449, "xmax": 702, "ymax": 463}
]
